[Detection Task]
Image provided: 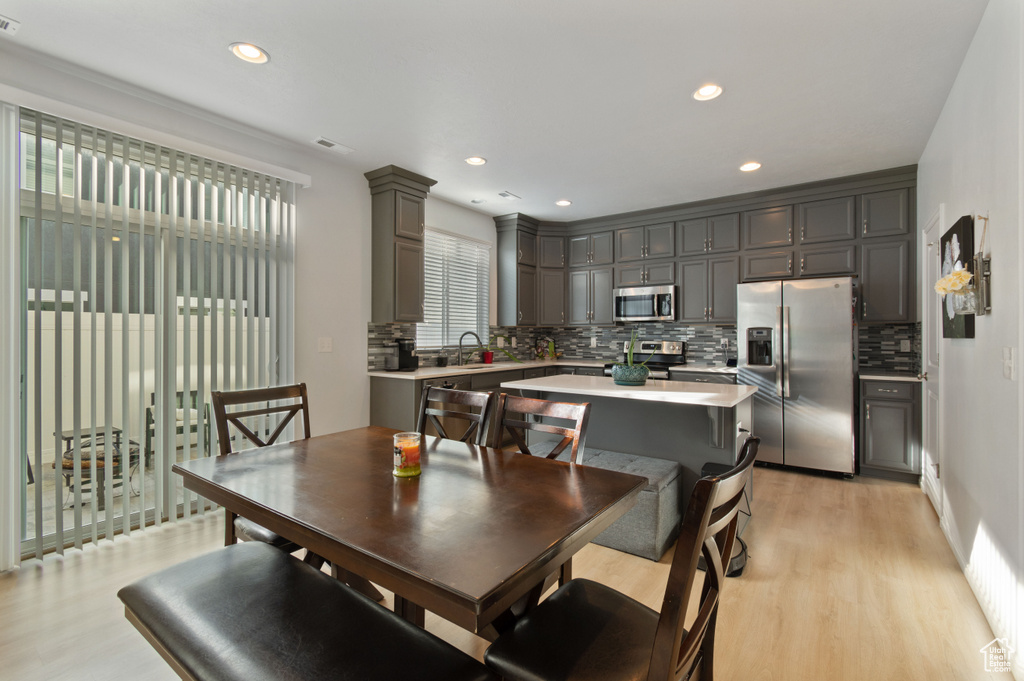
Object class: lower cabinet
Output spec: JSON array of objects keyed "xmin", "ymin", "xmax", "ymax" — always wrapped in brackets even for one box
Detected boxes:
[{"xmin": 859, "ymin": 379, "xmax": 921, "ymax": 482}]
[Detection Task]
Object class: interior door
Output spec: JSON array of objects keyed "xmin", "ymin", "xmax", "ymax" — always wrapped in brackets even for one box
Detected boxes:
[{"xmin": 920, "ymin": 207, "xmax": 943, "ymax": 517}]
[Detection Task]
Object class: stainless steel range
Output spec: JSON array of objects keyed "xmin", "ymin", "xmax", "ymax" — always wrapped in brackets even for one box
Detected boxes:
[{"xmin": 603, "ymin": 340, "xmax": 687, "ymax": 379}]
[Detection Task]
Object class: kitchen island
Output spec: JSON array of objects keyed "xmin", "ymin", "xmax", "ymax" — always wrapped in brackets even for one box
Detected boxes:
[{"xmin": 500, "ymin": 374, "xmax": 756, "ymax": 500}]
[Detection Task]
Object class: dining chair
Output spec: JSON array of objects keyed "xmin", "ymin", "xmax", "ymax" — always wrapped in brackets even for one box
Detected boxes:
[
  {"xmin": 211, "ymin": 383, "xmax": 384, "ymax": 601},
  {"xmin": 484, "ymin": 436, "xmax": 760, "ymax": 681},
  {"xmin": 416, "ymin": 385, "xmax": 496, "ymax": 446},
  {"xmin": 490, "ymin": 393, "xmax": 591, "ymax": 463}
]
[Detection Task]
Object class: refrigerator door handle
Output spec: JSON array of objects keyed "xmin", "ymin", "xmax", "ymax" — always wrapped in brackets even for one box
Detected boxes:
[
  {"xmin": 783, "ymin": 306, "xmax": 792, "ymax": 398},
  {"xmin": 775, "ymin": 305, "xmax": 784, "ymax": 397}
]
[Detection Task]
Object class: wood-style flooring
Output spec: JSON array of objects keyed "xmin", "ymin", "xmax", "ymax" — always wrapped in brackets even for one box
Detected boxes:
[{"xmin": 0, "ymin": 466, "xmax": 1011, "ymax": 680}]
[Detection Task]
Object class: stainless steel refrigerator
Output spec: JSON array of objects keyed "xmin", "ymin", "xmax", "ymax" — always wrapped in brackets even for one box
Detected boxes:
[{"xmin": 737, "ymin": 276, "xmax": 856, "ymax": 474}]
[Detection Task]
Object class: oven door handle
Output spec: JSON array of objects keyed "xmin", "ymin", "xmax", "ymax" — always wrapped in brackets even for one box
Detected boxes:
[{"xmin": 775, "ymin": 306, "xmax": 784, "ymax": 397}]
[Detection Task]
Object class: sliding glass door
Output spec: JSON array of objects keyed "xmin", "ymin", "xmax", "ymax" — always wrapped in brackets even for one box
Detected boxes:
[{"xmin": 17, "ymin": 108, "xmax": 296, "ymax": 557}]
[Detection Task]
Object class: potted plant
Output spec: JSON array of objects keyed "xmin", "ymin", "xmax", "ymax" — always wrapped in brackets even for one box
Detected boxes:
[
  {"xmin": 611, "ymin": 328, "xmax": 653, "ymax": 385},
  {"xmin": 480, "ymin": 335, "xmax": 522, "ymax": 364}
]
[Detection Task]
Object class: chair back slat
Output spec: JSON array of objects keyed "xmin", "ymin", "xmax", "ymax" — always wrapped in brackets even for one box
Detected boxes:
[
  {"xmin": 647, "ymin": 436, "xmax": 759, "ymax": 681},
  {"xmin": 211, "ymin": 384, "xmax": 311, "ymax": 456},
  {"xmin": 416, "ymin": 386, "xmax": 496, "ymax": 446},
  {"xmin": 490, "ymin": 393, "xmax": 590, "ymax": 463}
]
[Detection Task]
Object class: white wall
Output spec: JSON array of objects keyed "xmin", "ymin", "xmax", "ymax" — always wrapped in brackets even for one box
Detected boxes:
[
  {"xmin": 0, "ymin": 44, "xmax": 372, "ymax": 437},
  {"xmin": 916, "ymin": 0, "xmax": 1023, "ymax": 673}
]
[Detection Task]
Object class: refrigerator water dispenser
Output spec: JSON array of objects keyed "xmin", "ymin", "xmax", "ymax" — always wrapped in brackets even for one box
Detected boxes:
[{"xmin": 746, "ymin": 327, "xmax": 773, "ymax": 366}]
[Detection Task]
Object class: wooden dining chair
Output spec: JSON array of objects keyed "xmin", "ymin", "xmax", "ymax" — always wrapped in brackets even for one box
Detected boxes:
[
  {"xmin": 490, "ymin": 393, "xmax": 591, "ymax": 463},
  {"xmin": 484, "ymin": 436, "xmax": 760, "ymax": 681},
  {"xmin": 416, "ymin": 385, "xmax": 496, "ymax": 446},
  {"xmin": 212, "ymin": 383, "xmax": 383, "ymax": 601}
]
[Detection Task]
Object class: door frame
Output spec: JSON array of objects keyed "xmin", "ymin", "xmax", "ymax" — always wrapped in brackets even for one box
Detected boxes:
[{"xmin": 920, "ymin": 205, "xmax": 944, "ymax": 518}]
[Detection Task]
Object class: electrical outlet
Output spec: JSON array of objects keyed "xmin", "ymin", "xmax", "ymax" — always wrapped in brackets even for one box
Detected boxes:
[
  {"xmin": 511, "ymin": 337, "xmax": 517, "ymax": 348},
  {"xmin": 900, "ymin": 340, "xmax": 911, "ymax": 353},
  {"xmin": 317, "ymin": 337, "xmax": 332, "ymax": 353},
  {"xmin": 1003, "ymin": 347, "xmax": 1016, "ymax": 380},
  {"xmin": 720, "ymin": 338, "xmax": 729, "ymax": 349},
  {"xmin": 591, "ymin": 336, "xmax": 597, "ymax": 348},
  {"xmin": 496, "ymin": 336, "xmax": 505, "ymax": 348}
]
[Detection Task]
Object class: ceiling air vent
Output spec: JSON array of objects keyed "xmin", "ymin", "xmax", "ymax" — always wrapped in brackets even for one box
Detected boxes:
[
  {"xmin": 312, "ymin": 137, "xmax": 355, "ymax": 155},
  {"xmin": 0, "ymin": 14, "xmax": 21, "ymax": 36},
  {"xmin": 498, "ymin": 191, "xmax": 521, "ymax": 201}
]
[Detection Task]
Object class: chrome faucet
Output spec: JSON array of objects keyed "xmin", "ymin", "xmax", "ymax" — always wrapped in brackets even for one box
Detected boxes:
[{"xmin": 458, "ymin": 331, "xmax": 484, "ymax": 366}]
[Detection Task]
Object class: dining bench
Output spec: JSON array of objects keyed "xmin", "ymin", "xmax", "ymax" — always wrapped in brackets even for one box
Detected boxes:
[{"xmin": 117, "ymin": 541, "xmax": 497, "ymax": 681}]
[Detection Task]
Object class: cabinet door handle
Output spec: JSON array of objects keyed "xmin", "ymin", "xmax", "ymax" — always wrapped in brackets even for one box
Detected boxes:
[
  {"xmin": 800, "ymin": 257, "xmax": 805, "ymax": 274},
  {"xmin": 518, "ymin": 310, "xmax": 522, "ymax": 322},
  {"xmin": 695, "ymin": 378, "xmax": 709, "ymax": 383},
  {"xmin": 800, "ymin": 226, "xmax": 805, "ymax": 242},
  {"xmin": 708, "ymin": 306, "xmax": 713, "ymax": 319},
  {"xmin": 863, "ymin": 219, "xmax": 869, "ymax": 236},
  {"xmin": 877, "ymin": 388, "xmax": 899, "ymax": 393},
  {"xmin": 518, "ymin": 249, "xmax": 522, "ymax": 260},
  {"xmin": 706, "ymin": 237, "xmax": 712, "ymax": 252},
  {"xmin": 866, "ymin": 404, "xmax": 871, "ymax": 420},
  {"xmin": 788, "ymin": 227, "xmax": 792, "ymax": 242},
  {"xmin": 561, "ymin": 254, "xmax": 565, "ymax": 266}
]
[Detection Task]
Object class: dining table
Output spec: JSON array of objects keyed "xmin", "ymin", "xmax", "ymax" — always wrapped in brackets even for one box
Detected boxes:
[{"xmin": 172, "ymin": 426, "xmax": 646, "ymax": 639}]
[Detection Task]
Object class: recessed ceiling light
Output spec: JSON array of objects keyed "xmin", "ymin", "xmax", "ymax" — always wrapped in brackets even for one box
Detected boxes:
[
  {"xmin": 229, "ymin": 42, "xmax": 270, "ymax": 64},
  {"xmin": 740, "ymin": 162, "xmax": 762, "ymax": 172},
  {"xmin": 555, "ymin": 199, "xmax": 572, "ymax": 207},
  {"xmin": 465, "ymin": 156, "xmax": 487, "ymax": 166},
  {"xmin": 693, "ymin": 84, "xmax": 723, "ymax": 101}
]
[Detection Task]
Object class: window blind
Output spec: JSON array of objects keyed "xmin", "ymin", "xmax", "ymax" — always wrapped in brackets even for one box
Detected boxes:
[
  {"xmin": 12, "ymin": 108, "xmax": 297, "ymax": 560},
  {"xmin": 417, "ymin": 230, "xmax": 489, "ymax": 349}
]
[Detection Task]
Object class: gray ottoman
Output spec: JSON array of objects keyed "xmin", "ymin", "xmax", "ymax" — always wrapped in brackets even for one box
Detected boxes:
[{"xmin": 538, "ymin": 443, "xmax": 682, "ymax": 561}]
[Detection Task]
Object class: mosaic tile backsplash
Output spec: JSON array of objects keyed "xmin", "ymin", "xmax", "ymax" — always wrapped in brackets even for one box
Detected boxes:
[{"xmin": 369, "ymin": 320, "xmax": 920, "ymax": 374}]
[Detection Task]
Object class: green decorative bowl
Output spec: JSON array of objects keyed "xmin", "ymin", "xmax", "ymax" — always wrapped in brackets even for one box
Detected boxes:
[{"xmin": 611, "ymin": 364, "xmax": 649, "ymax": 386}]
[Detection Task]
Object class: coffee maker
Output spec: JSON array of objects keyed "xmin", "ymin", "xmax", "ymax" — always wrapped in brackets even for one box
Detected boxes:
[{"xmin": 396, "ymin": 338, "xmax": 418, "ymax": 371}]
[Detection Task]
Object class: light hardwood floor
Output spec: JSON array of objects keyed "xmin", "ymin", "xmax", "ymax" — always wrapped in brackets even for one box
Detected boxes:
[{"xmin": 0, "ymin": 466, "xmax": 1012, "ymax": 680}]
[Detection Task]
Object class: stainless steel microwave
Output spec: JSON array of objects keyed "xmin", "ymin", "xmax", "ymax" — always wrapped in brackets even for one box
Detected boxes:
[{"xmin": 613, "ymin": 285, "xmax": 676, "ymax": 322}]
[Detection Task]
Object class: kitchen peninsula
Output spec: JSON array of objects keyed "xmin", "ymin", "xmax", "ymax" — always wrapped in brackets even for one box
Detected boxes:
[{"xmin": 501, "ymin": 374, "xmax": 755, "ymax": 496}]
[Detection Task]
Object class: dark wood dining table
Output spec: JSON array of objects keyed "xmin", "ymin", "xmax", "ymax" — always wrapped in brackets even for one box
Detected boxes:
[{"xmin": 173, "ymin": 426, "xmax": 645, "ymax": 639}]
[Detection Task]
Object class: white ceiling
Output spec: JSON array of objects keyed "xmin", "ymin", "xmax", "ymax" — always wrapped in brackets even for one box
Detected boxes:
[{"xmin": 0, "ymin": 0, "xmax": 990, "ymax": 221}]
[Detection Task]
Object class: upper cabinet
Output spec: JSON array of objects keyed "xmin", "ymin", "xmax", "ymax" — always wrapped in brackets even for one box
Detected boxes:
[
  {"xmin": 797, "ymin": 196, "xmax": 856, "ymax": 244},
  {"xmin": 569, "ymin": 231, "xmax": 614, "ymax": 267},
  {"xmin": 517, "ymin": 230, "xmax": 537, "ymax": 266},
  {"xmin": 615, "ymin": 222, "xmax": 675, "ymax": 262},
  {"xmin": 539, "ymin": 236, "xmax": 565, "ymax": 268},
  {"xmin": 743, "ymin": 206, "xmax": 793, "ymax": 250},
  {"xmin": 860, "ymin": 188, "xmax": 909, "ymax": 238},
  {"xmin": 680, "ymin": 214, "xmax": 740, "ymax": 255},
  {"xmin": 366, "ymin": 165, "xmax": 437, "ymax": 323}
]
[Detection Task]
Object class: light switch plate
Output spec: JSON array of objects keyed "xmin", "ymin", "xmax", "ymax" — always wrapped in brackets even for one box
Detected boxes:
[
  {"xmin": 591, "ymin": 336, "xmax": 597, "ymax": 348},
  {"xmin": 1003, "ymin": 347, "xmax": 1015, "ymax": 380},
  {"xmin": 900, "ymin": 340, "xmax": 911, "ymax": 352}
]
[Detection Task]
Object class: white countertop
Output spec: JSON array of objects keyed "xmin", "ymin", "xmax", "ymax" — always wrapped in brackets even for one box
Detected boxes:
[
  {"xmin": 368, "ymin": 359, "xmax": 605, "ymax": 381},
  {"xmin": 500, "ymin": 374, "xmax": 757, "ymax": 408}
]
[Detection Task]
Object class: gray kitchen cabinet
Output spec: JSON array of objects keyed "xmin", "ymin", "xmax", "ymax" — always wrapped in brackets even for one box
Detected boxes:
[
  {"xmin": 860, "ymin": 379, "xmax": 920, "ymax": 482},
  {"xmin": 798, "ymin": 243, "xmax": 857, "ymax": 277},
  {"xmin": 568, "ymin": 267, "xmax": 613, "ymax": 325},
  {"xmin": 742, "ymin": 249, "xmax": 794, "ymax": 281},
  {"xmin": 366, "ymin": 165, "xmax": 436, "ymax": 323},
  {"xmin": 569, "ymin": 231, "xmax": 614, "ymax": 267},
  {"xmin": 680, "ymin": 214, "xmax": 740, "ymax": 255},
  {"xmin": 861, "ymin": 239, "xmax": 911, "ymax": 321},
  {"xmin": 667, "ymin": 371, "xmax": 737, "ymax": 385},
  {"xmin": 614, "ymin": 260, "xmax": 675, "ymax": 288},
  {"xmin": 393, "ymin": 240, "xmax": 425, "ymax": 322},
  {"xmin": 516, "ymin": 264, "xmax": 538, "ymax": 326},
  {"xmin": 557, "ymin": 365, "xmax": 606, "ymax": 376},
  {"xmin": 797, "ymin": 196, "xmax": 856, "ymax": 244},
  {"xmin": 678, "ymin": 256, "xmax": 737, "ymax": 322},
  {"xmin": 860, "ymin": 188, "xmax": 909, "ymax": 238},
  {"xmin": 394, "ymin": 191, "xmax": 426, "ymax": 241},
  {"xmin": 517, "ymin": 230, "xmax": 538, "ymax": 266},
  {"xmin": 615, "ymin": 222, "xmax": 675, "ymax": 262},
  {"xmin": 743, "ymin": 205, "xmax": 794, "ymax": 250},
  {"xmin": 538, "ymin": 267, "xmax": 566, "ymax": 326},
  {"xmin": 539, "ymin": 236, "xmax": 565, "ymax": 268}
]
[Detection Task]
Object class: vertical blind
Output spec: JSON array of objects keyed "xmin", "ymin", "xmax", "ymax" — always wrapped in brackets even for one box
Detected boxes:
[
  {"xmin": 14, "ymin": 108, "xmax": 297, "ymax": 560},
  {"xmin": 417, "ymin": 230, "xmax": 489, "ymax": 349}
]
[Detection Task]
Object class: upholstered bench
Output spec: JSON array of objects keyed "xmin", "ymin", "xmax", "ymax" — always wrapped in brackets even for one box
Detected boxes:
[
  {"xmin": 533, "ymin": 442, "xmax": 683, "ymax": 561},
  {"xmin": 117, "ymin": 542, "xmax": 497, "ymax": 681}
]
